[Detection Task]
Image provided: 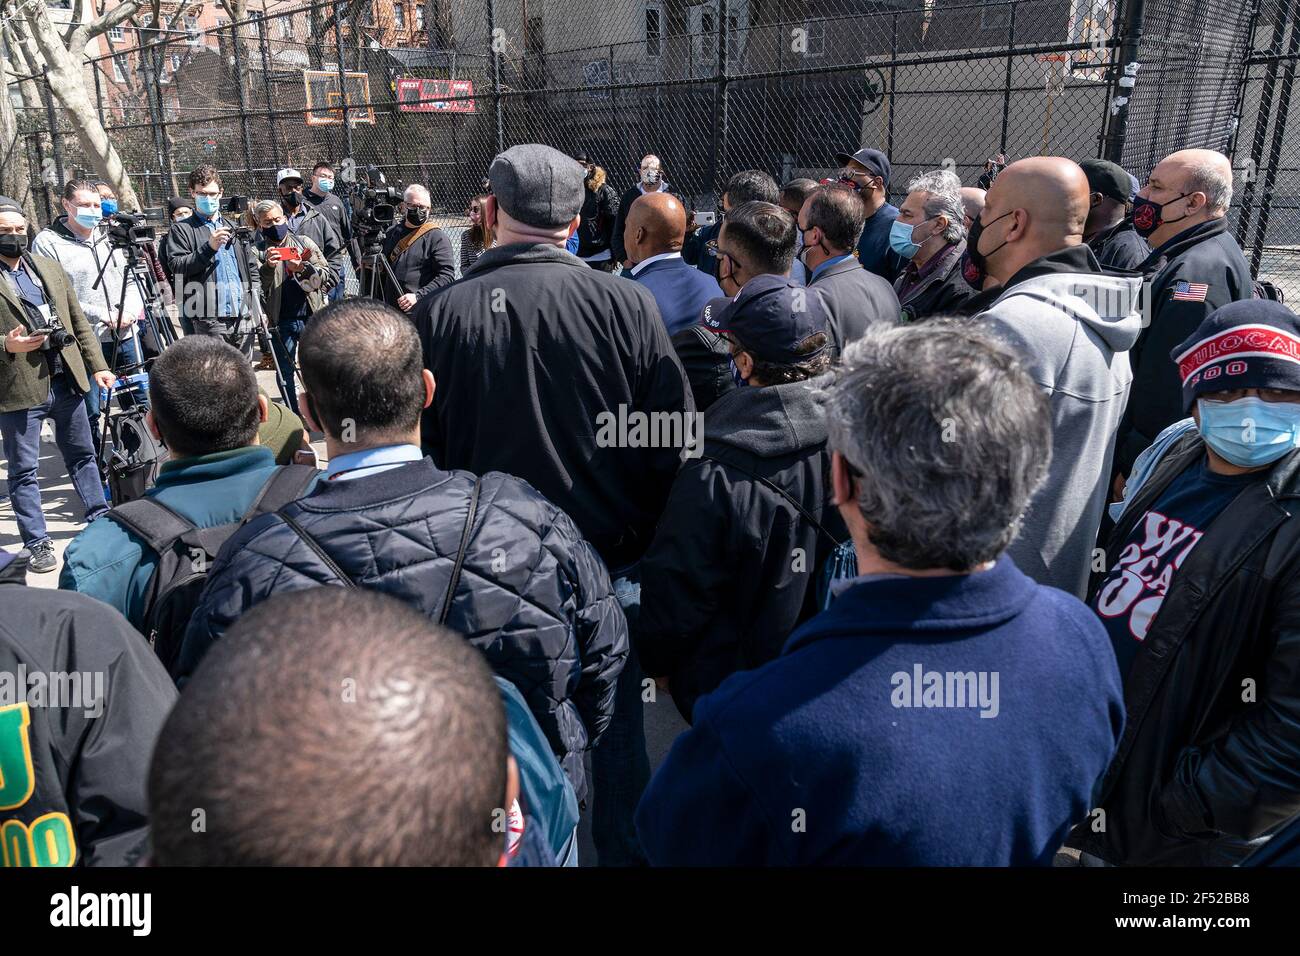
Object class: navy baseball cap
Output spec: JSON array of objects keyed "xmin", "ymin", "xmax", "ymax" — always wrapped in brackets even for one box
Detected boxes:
[
  {"xmin": 833, "ymin": 147, "xmax": 890, "ymax": 186},
  {"xmin": 700, "ymin": 274, "xmax": 832, "ymax": 365}
]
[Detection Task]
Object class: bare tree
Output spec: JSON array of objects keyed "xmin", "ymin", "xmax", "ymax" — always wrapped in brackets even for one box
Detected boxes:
[
  {"xmin": 0, "ymin": 34, "xmax": 37, "ymax": 218},
  {"xmin": 15, "ymin": 0, "xmax": 145, "ymax": 209}
]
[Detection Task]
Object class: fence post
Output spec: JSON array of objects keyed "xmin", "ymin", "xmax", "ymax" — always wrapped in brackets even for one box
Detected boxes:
[
  {"xmin": 333, "ymin": 11, "xmax": 354, "ymax": 158},
  {"xmin": 141, "ymin": 40, "xmax": 170, "ymax": 208},
  {"xmin": 230, "ymin": 21, "xmax": 256, "ymax": 188},
  {"xmin": 1102, "ymin": 0, "xmax": 1146, "ymax": 164},
  {"xmin": 1234, "ymin": 0, "xmax": 1284, "ymax": 250},
  {"xmin": 486, "ymin": 0, "xmax": 505, "ymax": 154},
  {"xmin": 257, "ymin": 15, "xmax": 282, "ymax": 168},
  {"xmin": 1250, "ymin": 4, "xmax": 1300, "ymax": 277},
  {"xmin": 887, "ymin": 11, "xmax": 898, "ymax": 158},
  {"xmin": 717, "ymin": 0, "xmax": 730, "ymax": 193},
  {"xmin": 999, "ymin": 1, "xmax": 1016, "ymax": 156},
  {"xmin": 93, "ymin": 59, "xmax": 105, "ymax": 127}
]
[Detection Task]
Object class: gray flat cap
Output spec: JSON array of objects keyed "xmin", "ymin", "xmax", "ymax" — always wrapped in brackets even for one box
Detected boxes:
[{"xmin": 488, "ymin": 144, "xmax": 585, "ymax": 229}]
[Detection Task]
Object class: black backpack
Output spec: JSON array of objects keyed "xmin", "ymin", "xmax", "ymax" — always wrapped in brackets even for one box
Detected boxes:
[{"xmin": 105, "ymin": 465, "xmax": 319, "ymax": 673}]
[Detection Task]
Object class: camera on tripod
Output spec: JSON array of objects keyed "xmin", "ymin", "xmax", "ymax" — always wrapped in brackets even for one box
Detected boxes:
[
  {"xmin": 29, "ymin": 316, "xmax": 75, "ymax": 351},
  {"xmin": 105, "ymin": 211, "xmax": 156, "ymax": 249},
  {"xmin": 350, "ymin": 166, "xmax": 403, "ymax": 252}
]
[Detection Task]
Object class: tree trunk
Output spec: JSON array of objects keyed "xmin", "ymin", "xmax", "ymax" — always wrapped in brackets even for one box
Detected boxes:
[
  {"xmin": 27, "ymin": 3, "xmax": 141, "ymax": 210},
  {"xmin": 0, "ymin": 54, "xmax": 38, "ymax": 220}
]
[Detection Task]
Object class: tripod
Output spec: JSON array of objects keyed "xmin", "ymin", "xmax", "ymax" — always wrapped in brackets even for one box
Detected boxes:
[
  {"xmin": 91, "ymin": 239, "xmax": 159, "ymax": 474},
  {"xmin": 361, "ymin": 240, "xmax": 405, "ymax": 303},
  {"xmin": 231, "ymin": 229, "xmax": 297, "ymax": 409}
]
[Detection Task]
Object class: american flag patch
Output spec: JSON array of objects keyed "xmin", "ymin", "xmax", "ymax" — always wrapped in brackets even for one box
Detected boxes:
[{"xmin": 1172, "ymin": 280, "xmax": 1210, "ymax": 302}]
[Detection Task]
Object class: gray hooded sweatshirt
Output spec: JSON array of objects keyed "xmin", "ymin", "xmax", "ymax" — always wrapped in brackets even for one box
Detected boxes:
[{"xmin": 977, "ymin": 249, "xmax": 1143, "ymax": 598}]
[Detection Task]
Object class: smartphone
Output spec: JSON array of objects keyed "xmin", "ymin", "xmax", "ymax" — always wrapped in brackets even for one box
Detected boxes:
[
  {"xmin": 694, "ymin": 211, "xmax": 717, "ymax": 227},
  {"xmin": 274, "ymin": 246, "xmax": 303, "ymax": 262}
]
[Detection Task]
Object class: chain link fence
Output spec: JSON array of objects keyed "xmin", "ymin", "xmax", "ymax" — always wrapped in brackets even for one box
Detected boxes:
[
  {"xmin": 16, "ymin": 0, "xmax": 1300, "ymax": 295},
  {"xmin": 18, "ymin": 0, "xmax": 1124, "ymax": 221}
]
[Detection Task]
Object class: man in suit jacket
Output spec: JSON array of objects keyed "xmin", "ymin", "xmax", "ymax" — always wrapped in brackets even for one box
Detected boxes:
[
  {"xmin": 800, "ymin": 184, "xmax": 900, "ymax": 354},
  {"xmin": 625, "ymin": 191, "xmax": 723, "ymax": 336},
  {"xmin": 0, "ymin": 197, "xmax": 114, "ymax": 573}
]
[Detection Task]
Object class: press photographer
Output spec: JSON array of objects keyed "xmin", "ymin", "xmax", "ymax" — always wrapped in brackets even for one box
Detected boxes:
[
  {"xmin": 253, "ymin": 198, "xmax": 337, "ymax": 415},
  {"xmin": 0, "ymin": 196, "xmax": 115, "ymax": 574},
  {"xmin": 165, "ymin": 164, "xmax": 262, "ymax": 357},
  {"xmin": 32, "ymin": 179, "xmax": 146, "ymax": 435},
  {"xmin": 379, "ymin": 184, "xmax": 455, "ymax": 313}
]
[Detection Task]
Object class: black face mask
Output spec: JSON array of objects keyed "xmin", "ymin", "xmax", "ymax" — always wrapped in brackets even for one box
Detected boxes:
[
  {"xmin": 1132, "ymin": 191, "xmax": 1192, "ymax": 238},
  {"xmin": 406, "ymin": 207, "xmax": 429, "ymax": 227},
  {"xmin": 281, "ymin": 190, "xmax": 302, "ymax": 211},
  {"xmin": 960, "ymin": 210, "xmax": 1013, "ymax": 287},
  {"xmin": 0, "ymin": 233, "xmax": 28, "ymax": 259}
]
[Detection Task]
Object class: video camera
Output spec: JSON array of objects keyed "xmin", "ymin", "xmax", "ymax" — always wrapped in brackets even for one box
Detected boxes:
[
  {"xmin": 352, "ymin": 166, "xmax": 403, "ymax": 253},
  {"xmin": 104, "ymin": 211, "xmax": 156, "ymax": 249},
  {"xmin": 224, "ymin": 196, "xmax": 255, "ymax": 242}
]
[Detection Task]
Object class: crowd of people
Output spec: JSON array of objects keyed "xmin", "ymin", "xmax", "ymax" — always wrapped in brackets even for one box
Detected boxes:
[{"xmin": 3, "ymin": 133, "xmax": 1300, "ymax": 870}]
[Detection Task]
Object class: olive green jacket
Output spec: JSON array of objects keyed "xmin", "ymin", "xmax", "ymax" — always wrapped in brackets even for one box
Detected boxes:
[{"xmin": 0, "ymin": 252, "xmax": 107, "ymax": 414}]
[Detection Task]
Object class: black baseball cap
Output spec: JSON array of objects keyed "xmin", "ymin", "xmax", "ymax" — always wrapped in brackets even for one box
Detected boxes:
[
  {"xmin": 574, "ymin": 150, "xmax": 591, "ymax": 164},
  {"xmin": 1079, "ymin": 159, "xmax": 1133, "ymax": 205},
  {"xmin": 833, "ymin": 147, "xmax": 890, "ymax": 186},
  {"xmin": 700, "ymin": 274, "xmax": 832, "ymax": 365}
]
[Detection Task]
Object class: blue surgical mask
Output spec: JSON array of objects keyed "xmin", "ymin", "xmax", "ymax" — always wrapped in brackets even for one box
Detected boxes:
[
  {"xmin": 889, "ymin": 219, "xmax": 921, "ymax": 259},
  {"xmin": 100, "ymin": 198, "xmax": 118, "ymax": 216},
  {"xmin": 73, "ymin": 206, "xmax": 102, "ymax": 230},
  {"xmin": 1197, "ymin": 396, "xmax": 1300, "ymax": 468},
  {"xmin": 195, "ymin": 194, "xmax": 220, "ymax": 217},
  {"xmin": 317, "ymin": 179, "xmax": 334, "ymax": 193}
]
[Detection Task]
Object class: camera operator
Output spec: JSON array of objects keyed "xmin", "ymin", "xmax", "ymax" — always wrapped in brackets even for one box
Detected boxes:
[
  {"xmin": 253, "ymin": 198, "xmax": 336, "ymax": 415},
  {"xmin": 304, "ymin": 161, "xmax": 359, "ymax": 300},
  {"xmin": 379, "ymin": 184, "xmax": 455, "ymax": 313},
  {"xmin": 32, "ymin": 179, "xmax": 146, "ymax": 435},
  {"xmin": 275, "ymin": 168, "xmax": 346, "ymax": 292},
  {"xmin": 166, "ymin": 164, "xmax": 262, "ymax": 357},
  {"xmin": 0, "ymin": 196, "xmax": 115, "ymax": 574}
]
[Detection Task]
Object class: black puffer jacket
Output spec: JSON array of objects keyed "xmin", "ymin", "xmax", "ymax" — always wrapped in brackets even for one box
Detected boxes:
[
  {"xmin": 178, "ymin": 457, "xmax": 627, "ymax": 801},
  {"xmin": 1071, "ymin": 432, "xmax": 1300, "ymax": 865},
  {"xmin": 636, "ymin": 381, "xmax": 845, "ymax": 721}
]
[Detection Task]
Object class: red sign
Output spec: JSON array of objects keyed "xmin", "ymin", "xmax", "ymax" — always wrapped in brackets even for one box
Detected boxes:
[{"xmin": 396, "ymin": 78, "xmax": 477, "ymax": 113}]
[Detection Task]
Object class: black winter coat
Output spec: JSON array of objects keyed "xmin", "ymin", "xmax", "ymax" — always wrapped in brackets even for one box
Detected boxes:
[
  {"xmin": 1113, "ymin": 219, "xmax": 1253, "ymax": 475},
  {"xmin": 1071, "ymin": 433, "xmax": 1300, "ymax": 865},
  {"xmin": 636, "ymin": 381, "xmax": 844, "ymax": 721},
  {"xmin": 577, "ymin": 181, "xmax": 620, "ymax": 259},
  {"xmin": 895, "ymin": 241, "xmax": 977, "ymax": 322},
  {"xmin": 414, "ymin": 242, "xmax": 693, "ymax": 569},
  {"xmin": 178, "ymin": 458, "xmax": 627, "ymax": 802},
  {"xmin": 0, "ymin": 585, "xmax": 177, "ymax": 866}
]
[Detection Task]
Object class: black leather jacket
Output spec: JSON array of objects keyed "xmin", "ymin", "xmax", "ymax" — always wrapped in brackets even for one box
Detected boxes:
[{"xmin": 1071, "ymin": 432, "xmax": 1300, "ymax": 865}]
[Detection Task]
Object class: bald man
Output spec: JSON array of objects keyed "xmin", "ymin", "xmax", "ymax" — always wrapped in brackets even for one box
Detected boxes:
[
  {"xmin": 1112, "ymin": 148, "xmax": 1253, "ymax": 476},
  {"xmin": 971, "ymin": 157, "xmax": 1144, "ymax": 598},
  {"xmin": 959, "ymin": 186, "xmax": 985, "ymax": 232},
  {"xmin": 626, "ymin": 191, "xmax": 723, "ymax": 335}
]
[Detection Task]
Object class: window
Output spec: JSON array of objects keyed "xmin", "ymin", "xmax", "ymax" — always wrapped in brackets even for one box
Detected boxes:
[
  {"xmin": 279, "ymin": 15, "xmax": 294, "ymax": 38},
  {"xmin": 415, "ymin": 5, "xmax": 424, "ymax": 30},
  {"xmin": 216, "ymin": 18, "xmax": 228, "ymax": 28},
  {"xmin": 362, "ymin": 3, "xmax": 374, "ymax": 27},
  {"xmin": 108, "ymin": 25, "xmax": 124, "ymax": 42},
  {"xmin": 394, "ymin": 4, "xmax": 405, "ymax": 30},
  {"xmin": 170, "ymin": 53, "xmax": 182, "ymax": 72},
  {"xmin": 981, "ymin": 4, "xmax": 1012, "ymax": 30},
  {"xmin": 645, "ymin": 3, "xmax": 662, "ymax": 58},
  {"xmin": 112, "ymin": 55, "xmax": 127, "ymax": 83},
  {"xmin": 138, "ymin": 13, "xmax": 152, "ymax": 28},
  {"xmin": 804, "ymin": 18, "xmax": 824, "ymax": 56}
]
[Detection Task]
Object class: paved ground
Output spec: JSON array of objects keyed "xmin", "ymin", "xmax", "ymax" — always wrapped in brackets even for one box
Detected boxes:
[{"xmin": 1, "ymin": 367, "xmax": 690, "ymax": 866}]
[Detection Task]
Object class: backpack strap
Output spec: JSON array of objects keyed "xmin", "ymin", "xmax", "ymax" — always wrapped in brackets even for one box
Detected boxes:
[
  {"xmin": 439, "ymin": 476, "xmax": 482, "ymax": 625},
  {"xmin": 700, "ymin": 456, "xmax": 844, "ymax": 547},
  {"xmin": 106, "ymin": 497, "xmax": 197, "ymax": 553},
  {"xmin": 243, "ymin": 464, "xmax": 319, "ymax": 521},
  {"xmin": 275, "ymin": 511, "xmax": 358, "ymax": 589}
]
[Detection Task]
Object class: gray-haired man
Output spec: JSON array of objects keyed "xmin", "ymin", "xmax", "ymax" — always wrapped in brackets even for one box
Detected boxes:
[
  {"xmin": 892, "ymin": 169, "xmax": 976, "ymax": 321},
  {"xmin": 378, "ymin": 183, "xmax": 455, "ymax": 313}
]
